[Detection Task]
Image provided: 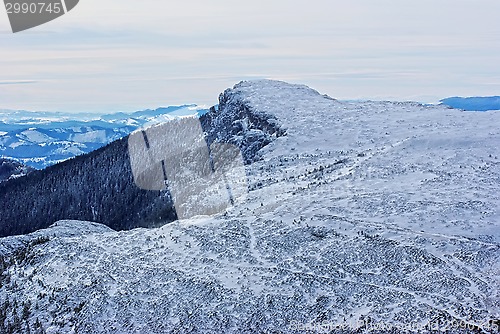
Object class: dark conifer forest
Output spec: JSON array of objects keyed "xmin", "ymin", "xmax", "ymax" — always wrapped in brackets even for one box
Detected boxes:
[{"xmin": 0, "ymin": 137, "xmax": 177, "ymax": 237}]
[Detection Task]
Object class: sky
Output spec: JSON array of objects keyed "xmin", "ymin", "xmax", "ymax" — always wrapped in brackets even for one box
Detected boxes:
[{"xmin": 0, "ymin": 0, "xmax": 499, "ymax": 113}]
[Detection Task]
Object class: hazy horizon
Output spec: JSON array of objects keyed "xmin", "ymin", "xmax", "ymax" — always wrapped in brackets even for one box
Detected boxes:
[{"xmin": 1, "ymin": 0, "xmax": 499, "ymax": 113}]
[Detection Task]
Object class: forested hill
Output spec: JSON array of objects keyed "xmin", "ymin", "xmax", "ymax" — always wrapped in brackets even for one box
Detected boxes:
[
  {"xmin": 0, "ymin": 137, "xmax": 177, "ymax": 237},
  {"xmin": 0, "ymin": 158, "xmax": 34, "ymax": 183}
]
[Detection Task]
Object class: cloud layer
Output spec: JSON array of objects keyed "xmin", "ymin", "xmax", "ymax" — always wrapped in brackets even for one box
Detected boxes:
[{"xmin": 1, "ymin": 0, "xmax": 499, "ymax": 112}]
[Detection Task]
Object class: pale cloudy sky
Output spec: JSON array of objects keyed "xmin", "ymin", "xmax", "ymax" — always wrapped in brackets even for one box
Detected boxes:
[{"xmin": 0, "ymin": 0, "xmax": 499, "ymax": 112}]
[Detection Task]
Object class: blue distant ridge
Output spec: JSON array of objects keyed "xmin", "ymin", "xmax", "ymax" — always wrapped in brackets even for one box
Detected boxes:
[{"xmin": 440, "ymin": 96, "xmax": 500, "ymax": 111}]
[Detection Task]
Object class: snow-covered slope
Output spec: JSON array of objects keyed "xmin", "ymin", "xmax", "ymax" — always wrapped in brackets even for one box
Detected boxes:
[
  {"xmin": 0, "ymin": 105, "xmax": 208, "ymax": 169},
  {"xmin": 0, "ymin": 81, "xmax": 498, "ymax": 333}
]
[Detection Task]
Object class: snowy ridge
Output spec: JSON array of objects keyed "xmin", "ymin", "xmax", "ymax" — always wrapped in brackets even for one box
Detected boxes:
[{"xmin": 0, "ymin": 80, "xmax": 499, "ymax": 333}]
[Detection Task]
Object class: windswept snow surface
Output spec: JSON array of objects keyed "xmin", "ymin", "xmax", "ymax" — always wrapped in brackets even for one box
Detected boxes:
[{"xmin": 0, "ymin": 81, "xmax": 499, "ymax": 333}]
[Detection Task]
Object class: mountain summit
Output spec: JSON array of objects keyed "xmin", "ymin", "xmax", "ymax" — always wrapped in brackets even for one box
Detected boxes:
[{"xmin": 0, "ymin": 80, "xmax": 498, "ymax": 333}]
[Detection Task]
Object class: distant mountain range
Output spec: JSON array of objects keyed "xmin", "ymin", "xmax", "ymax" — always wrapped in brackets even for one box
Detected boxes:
[
  {"xmin": 0, "ymin": 105, "xmax": 209, "ymax": 169},
  {"xmin": 440, "ymin": 96, "xmax": 500, "ymax": 111}
]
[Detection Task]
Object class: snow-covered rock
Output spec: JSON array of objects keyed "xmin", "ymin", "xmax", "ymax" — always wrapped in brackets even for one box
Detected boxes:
[{"xmin": 0, "ymin": 80, "xmax": 498, "ymax": 333}]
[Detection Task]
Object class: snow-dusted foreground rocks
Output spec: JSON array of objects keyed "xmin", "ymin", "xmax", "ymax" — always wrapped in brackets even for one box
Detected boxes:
[{"xmin": 1, "ymin": 81, "xmax": 499, "ymax": 333}]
